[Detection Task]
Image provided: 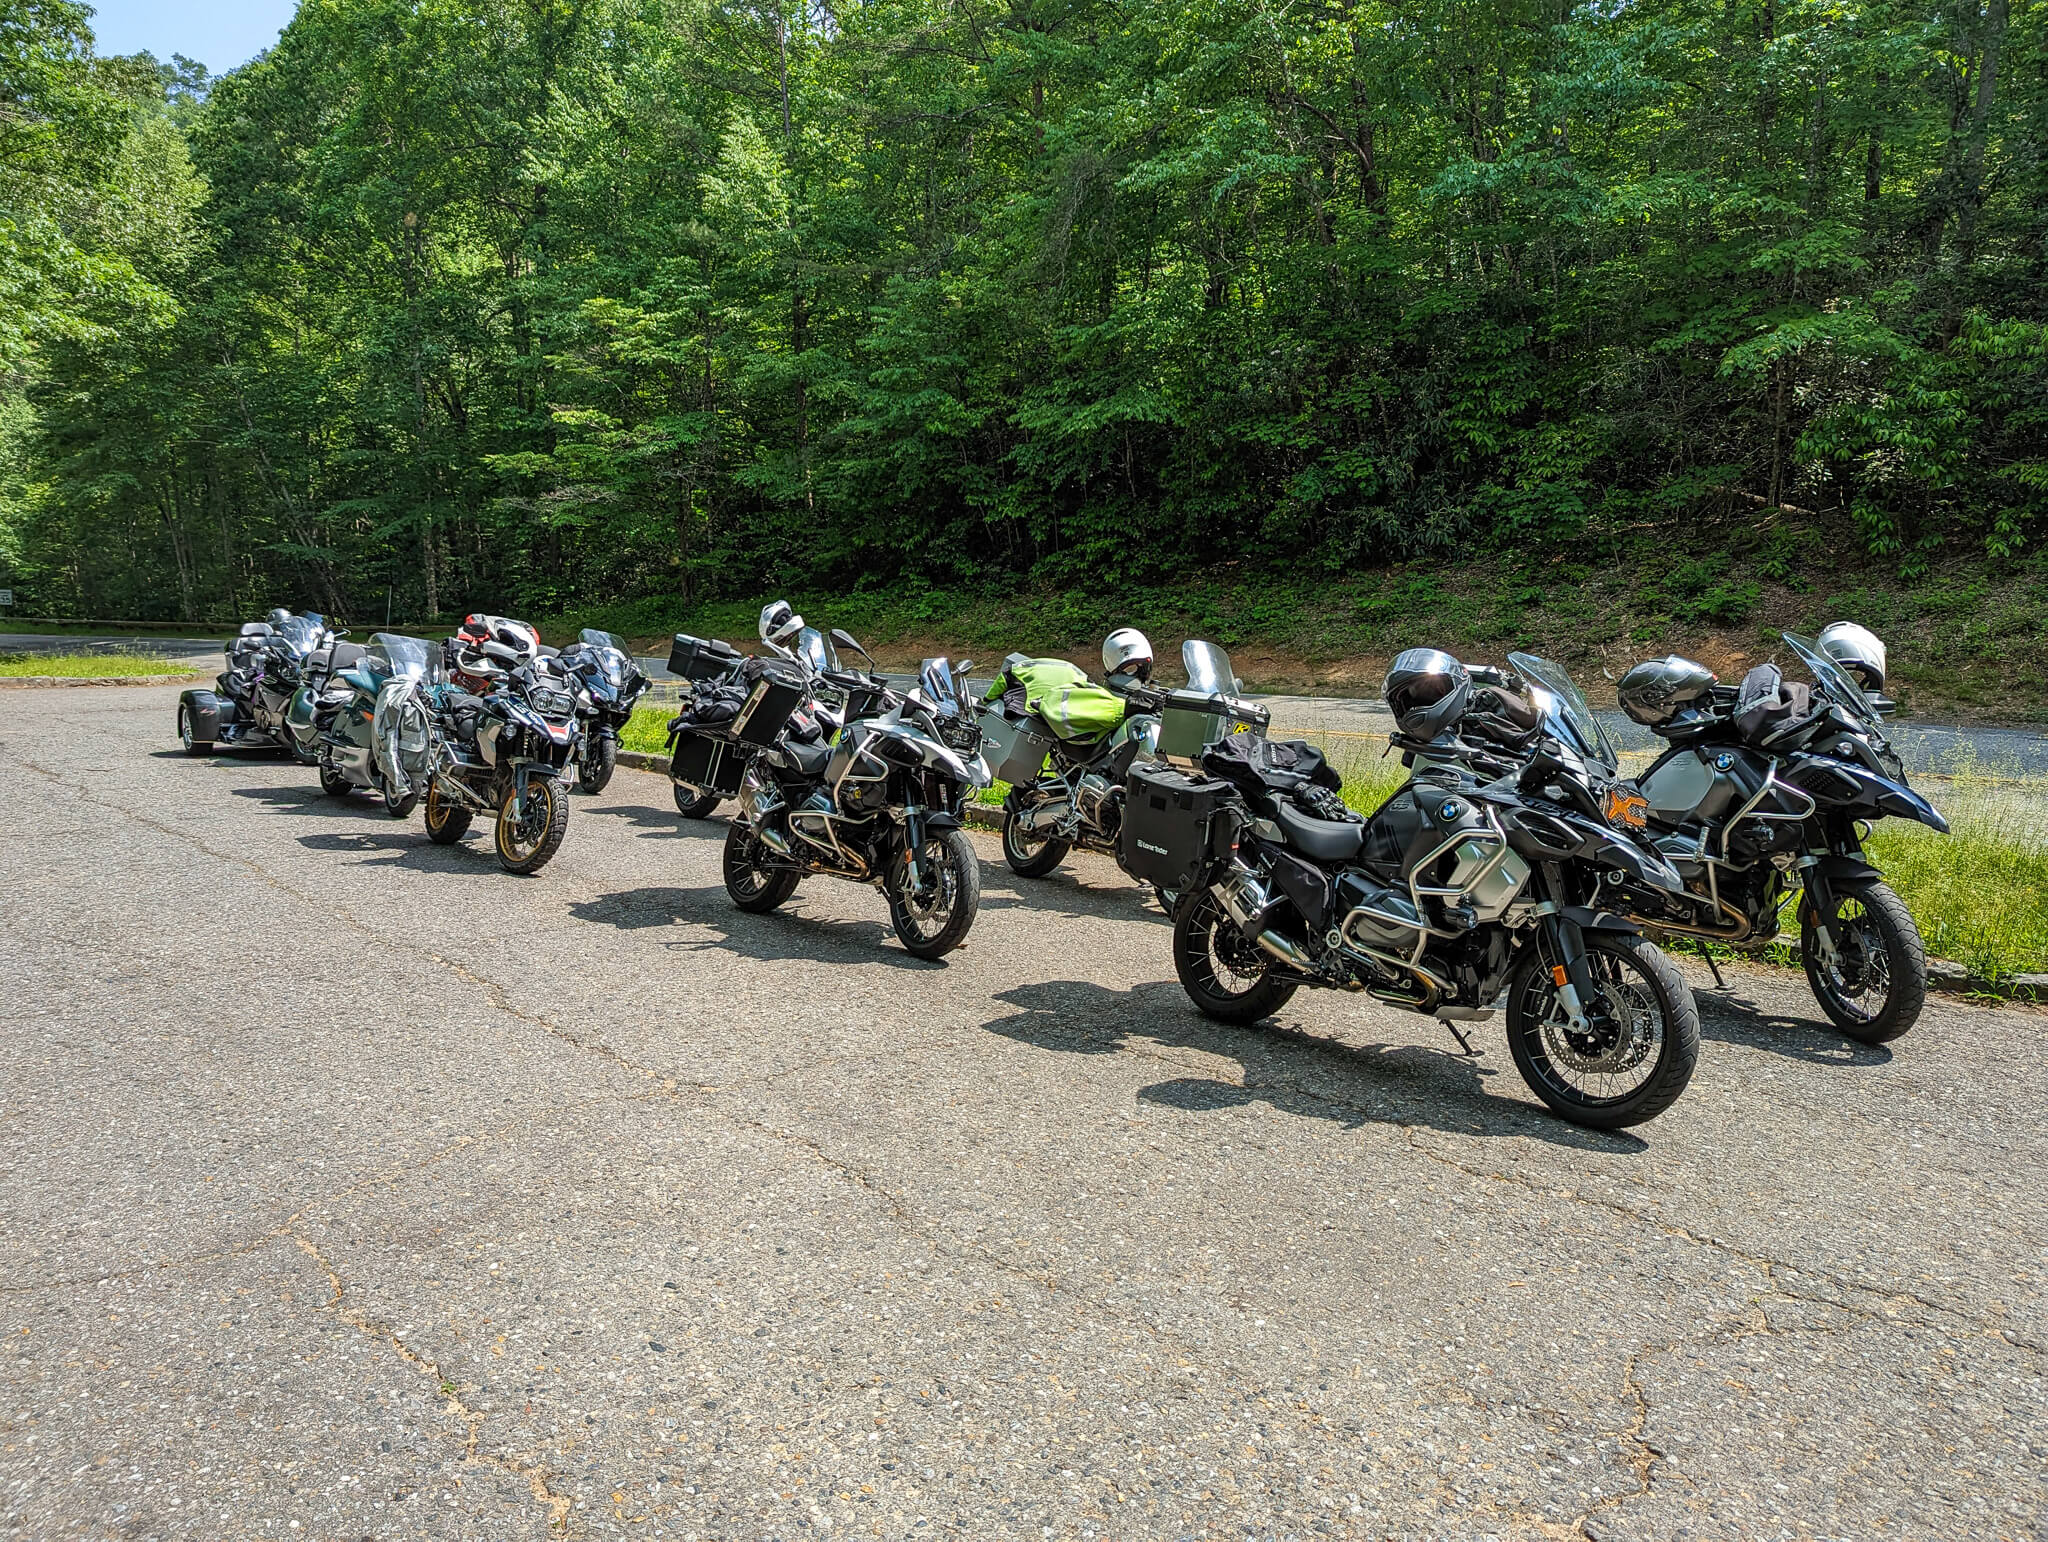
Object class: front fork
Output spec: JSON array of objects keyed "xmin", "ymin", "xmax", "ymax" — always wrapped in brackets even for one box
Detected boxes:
[
  {"xmin": 901, "ymin": 804, "xmax": 928, "ymax": 892},
  {"xmin": 1538, "ymin": 862, "xmax": 1599, "ymax": 1032}
]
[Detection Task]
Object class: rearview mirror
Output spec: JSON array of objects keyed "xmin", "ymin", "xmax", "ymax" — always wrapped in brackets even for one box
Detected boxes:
[{"xmin": 831, "ymin": 627, "xmax": 873, "ymax": 661}]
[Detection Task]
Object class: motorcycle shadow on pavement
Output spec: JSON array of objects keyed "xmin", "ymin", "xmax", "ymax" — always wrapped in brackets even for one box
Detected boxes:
[
  {"xmin": 294, "ymin": 828, "xmax": 502, "ymax": 874},
  {"xmin": 1691, "ymin": 984, "xmax": 1894, "ymax": 1068},
  {"xmin": 566, "ymin": 884, "xmax": 944, "ymax": 972},
  {"xmin": 228, "ymin": 782, "xmax": 411, "ymax": 821},
  {"xmin": 971, "ymin": 868, "xmax": 1174, "ymax": 927},
  {"xmin": 981, "ymin": 979, "xmax": 1646, "ymax": 1154},
  {"xmin": 582, "ymin": 803, "xmax": 732, "ymax": 841}
]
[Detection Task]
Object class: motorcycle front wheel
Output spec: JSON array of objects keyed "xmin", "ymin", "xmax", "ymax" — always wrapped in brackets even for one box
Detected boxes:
[
  {"xmin": 494, "ymin": 777, "xmax": 567, "ymax": 873},
  {"xmin": 317, "ymin": 756, "xmax": 351, "ymax": 797},
  {"xmin": 1000, "ymin": 806, "xmax": 1072, "ymax": 878},
  {"xmin": 380, "ymin": 777, "xmax": 418, "ymax": 819},
  {"xmin": 1171, "ymin": 886, "xmax": 1297, "ymax": 1024},
  {"xmin": 673, "ymin": 784, "xmax": 723, "ymax": 819},
  {"xmin": 723, "ymin": 822, "xmax": 799, "ymax": 912},
  {"xmin": 886, "ymin": 827, "xmax": 981, "ymax": 959},
  {"xmin": 423, "ymin": 781, "xmax": 472, "ymax": 845},
  {"xmin": 1801, "ymin": 878, "xmax": 1926, "ymax": 1044},
  {"xmin": 577, "ymin": 735, "xmax": 617, "ymax": 795},
  {"xmin": 1505, "ymin": 932, "xmax": 1699, "ymax": 1129}
]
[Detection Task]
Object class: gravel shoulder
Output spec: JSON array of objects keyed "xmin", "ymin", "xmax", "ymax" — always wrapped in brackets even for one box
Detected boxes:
[{"xmin": 2, "ymin": 684, "xmax": 2042, "ymax": 1542}]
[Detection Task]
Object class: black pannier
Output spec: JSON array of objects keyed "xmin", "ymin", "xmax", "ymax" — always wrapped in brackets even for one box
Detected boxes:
[
  {"xmin": 1121, "ymin": 764, "xmax": 1236, "ymax": 891},
  {"xmin": 668, "ymin": 632, "xmax": 744, "ymax": 682},
  {"xmin": 728, "ymin": 661, "xmax": 808, "ymax": 748},
  {"xmin": 670, "ymin": 729, "xmax": 747, "ymax": 797}
]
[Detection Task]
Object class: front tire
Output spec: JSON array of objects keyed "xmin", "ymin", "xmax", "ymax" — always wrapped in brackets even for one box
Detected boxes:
[
  {"xmin": 381, "ymin": 779, "xmax": 418, "ymax": 819},
  {"xmin": 423, "ymin": 782, "xmax": 472, "ymax": 845},
  {"xmin": 317, "ymin": 757, "xmax": 352, "ymax": 797},
  {"xmin": 673, "ymin": 783, "xmax": 723, "ymax": 819},
  {"xmin": 723, "ymin": 822, "xmax": 800, "ymax": 912},
  {"xmin": 1001, "ymin": 806, "xmax": 1072, "ymax": 878},
  {"xmin": 1171, "ymin": 886, "xmax": 1298, "ymax": 1025},
  {"xmin": 577, "ymin": 735, "xmax": 617, "ymax": 795},
  {"xmin": 494, "ymin": 777, "xmax": 568, "ymax": 873},
  {"xmin": 1506, "ymin": 932, "xmax": 1699, "ymax": 1129},
  {"xmin": 177, "ymin": 704, "xmax": 211, "ymax": 757},
  {"xmin": 1801, "ymin": 878, "xmax": 1926, "ymax": 1044},
  {"xmin": 886, "ymin": 827, "xmax": 981, "ymax": 959}
]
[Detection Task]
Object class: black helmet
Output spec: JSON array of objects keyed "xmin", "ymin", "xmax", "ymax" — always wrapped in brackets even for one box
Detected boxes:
[
  {"xmin": 1617, "ymin": 656, "xmax": 1716, "ymax": 726},
  {"xmin": 1384, "ymin": 648, "xmax": 1471, "ymax": 740}
]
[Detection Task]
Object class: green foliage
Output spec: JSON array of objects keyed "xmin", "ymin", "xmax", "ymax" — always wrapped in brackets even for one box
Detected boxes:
[{"xmin": 2, "ymin": 0, "xmax": 2046, "ymax": 621}]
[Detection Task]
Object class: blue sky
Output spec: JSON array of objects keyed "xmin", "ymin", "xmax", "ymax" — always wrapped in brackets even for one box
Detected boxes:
[{"xmin": 88, "ymin": 0, "xmax": 300, "ymax": 75}]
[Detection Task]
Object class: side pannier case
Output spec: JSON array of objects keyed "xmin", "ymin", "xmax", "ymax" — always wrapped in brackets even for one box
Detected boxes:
[
  {"xmin": 668, "ymin": 633, "xmax": 743, "ymax": 682},
  {"xmin": 978, "ymin": 709, "xmax": 1058, "ymax": 785},
  {"xmin": 1157, "ymin": 691, "xmax": 1271, "ymax": 767},
  {"xmin": 1120, "ymin": 764, "xmax": 1236, "ymax": 891},
  {"xmin": 670, "ymin": 730, "xmax": 747, "ymax": 797},
  {"xmin": 729, "ymin": 661, "xmax": 808, "ymax": 748}
]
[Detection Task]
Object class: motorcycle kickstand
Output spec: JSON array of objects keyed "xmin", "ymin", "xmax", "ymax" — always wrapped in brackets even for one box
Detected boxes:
[
  {"xmin": 1694, "ymin": 938, "xmax": 1727, "ymax": 991},
  {"xmin": 1439, "ymin": 1021, "xmax": 1479, "ymax": 1057}
]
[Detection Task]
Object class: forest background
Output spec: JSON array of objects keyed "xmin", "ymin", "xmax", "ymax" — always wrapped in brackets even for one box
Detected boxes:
[{"xmin": 2, "ymin": 0, "xmax": 2044, "ymax": 716}]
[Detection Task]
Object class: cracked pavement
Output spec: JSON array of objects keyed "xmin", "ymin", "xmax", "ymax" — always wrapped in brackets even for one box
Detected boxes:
[{"xmin": 3, "ymin": 683, "xmax": 2044, "ymax": 1542}]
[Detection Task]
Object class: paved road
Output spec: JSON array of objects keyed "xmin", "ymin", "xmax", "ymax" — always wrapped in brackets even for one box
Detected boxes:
[{"xmin": 4, "ymin": 684, "xmax": 2045, "ymax": 1542}]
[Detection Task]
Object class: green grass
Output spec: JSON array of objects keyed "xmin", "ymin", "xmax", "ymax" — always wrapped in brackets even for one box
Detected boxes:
[
  {"xmin": 620, "ymin": 703, "xmax": 671, "ymax": 756},
  {"xmin": 0, "ymin": 651, "xmax": 195, "ymax": 677}
]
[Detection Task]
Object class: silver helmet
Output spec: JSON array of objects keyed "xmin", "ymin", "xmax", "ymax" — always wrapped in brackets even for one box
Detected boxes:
[
  {"xmin": 1617, "ymin": 655, "xmax": 1717, "ymax": 726},
  {"xmin": 1384, "ymin": 648, "xmax": 1470, "ymax": 740},
  {"xmin": 1101, "ymin": 627, "xmax": 1154, "ymax": 683},
  {"xmin": 758, "ymin": 600, "xmax": 804, "ymax": 655},
  {"xmin": 1817, "ymin": 621, "xmax": 1886, "ymax": 692},
  {"xmin": 265, "ymin": 607, "xmax": 292, "ymax": 628}
]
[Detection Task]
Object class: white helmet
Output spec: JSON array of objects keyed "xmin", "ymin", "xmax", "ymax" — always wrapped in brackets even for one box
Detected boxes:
[
  {"xmin": 1817, "ymin": 621, "xmax": 1887, "ymax": 692},
  {"xmin": 1102, "ymin": 627, "xmax": 1154, "ymax": 683},
  {"xmin": 759, "ymin": 600, "xmax": 805, "ymax": 656}
]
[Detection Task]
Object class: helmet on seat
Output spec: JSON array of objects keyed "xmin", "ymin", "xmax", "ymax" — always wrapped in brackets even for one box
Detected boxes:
[
  {"xmin": 1617, "ymin": 656, "xmax": 1717, "ymax": 726},
  {"xmin": 1101, "ymin": 627, "xmax": 1153, "ymax": 683},
  {"xmin": 265, "ymin": 607, "xmax": 291, "ymax": 628},
  {"xmin": 1384, "ymin": 648, "xmax": 1470, "ymax": 740},
  {"xmin": 1817, "ymin": 621, "xmax": 1887, "ymax": 692}
]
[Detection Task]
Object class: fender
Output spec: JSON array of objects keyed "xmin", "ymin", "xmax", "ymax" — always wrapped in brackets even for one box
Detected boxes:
[
  {"xmin": 922, "ymin": 811, "xmax": 963, "ymax": 833},
  {"xmin": 1789, "ymin": 756, "xmax": 1950, "ymax": 834},
  {"xmin": 179, "ymin": 688, "xmax": 223, "ymax": 741},
  {"xmin": 1559, "ymin": 904, "xmax": 1643, "ymax": 934},
  {"xmin": 1812, "ymin": 853, "xmax": 1883, "ymax": 884}
]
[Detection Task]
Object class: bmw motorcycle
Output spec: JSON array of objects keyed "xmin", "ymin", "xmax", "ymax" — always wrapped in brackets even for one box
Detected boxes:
[
  {"xmin": 560, "ymin": 628, "xmax": 651, "ymax": 794},
  {"xmin": 178, "ymin": 612, "xmax": 330, "ymax": 757},
  {"xmin": 723, "ymin": 645, "xmax": 993, "ymax": 959},
  {"xmin": 1124, "ymin": 654, "xmax": 1700, "ymax": 1130},
  {"xmin": 417, "ymin": 646, "xmax": 584, "ymax": 873},
  {"xmin": 987, "ymin": 639, "xmax": 1267, "ymax": 894},
  {"xmin": 311, "ymin": 632, "xmax": 440, "ymax": 817},
  {"xmin": 1611, "ymin": 627, "xmax": 1945, "ymax": 1043}
]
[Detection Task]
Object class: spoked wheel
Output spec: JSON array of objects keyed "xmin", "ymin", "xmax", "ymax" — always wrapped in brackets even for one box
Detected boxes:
[
  {"xmin": 885, "ymin": 827, "xmax": 981, "ymax": 958},
  {"xmin": 317, "ymin": 755, "xmax": 352, "ymax": 797},
  {"xmin": 494, "ymin": 777, "xmax": 568, "ymax": 873},
  {"xmin": 176, "ymin": 704, "xmax": 212, "ymax": 757},
  {"xmin": 577, "ymin": 735, "xmax": 617, "ymax": 795},
  {"xmin": 1000, "ymin": 806, "xmax": 1072, "ymax": 879},
  {"xmin": 723, "ymin": 822, "xmax": 800, "ymax": 912},
  {"xmin": 1171, "ymin": 886, "xmax": 1297, "ymax": 1025},
  {"xmin": 1506, "ymin": 933, "xmax": 1699, "ymax": 1129},
  {"xmin": 423, "ymin": 781, "xmax": 473, "ymax": 845},
  {"xmin": 673, "ymin": 783, "xmax": 724, "ymax": 819},
  {"xmin": 1801, "ymin": 878, "xmax": 1925, "ymax": 1044}
]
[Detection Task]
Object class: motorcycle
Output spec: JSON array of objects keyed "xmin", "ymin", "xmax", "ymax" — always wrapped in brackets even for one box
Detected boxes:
[
  {"xmin": 1609, "ymin": 625, "xmax": 1946, "ymax": 1043},
  {"xmin": 661, "ymin": 628, "xmax": 751, "ymax": 819},
  {"xmin": 722, "ymin": 638, "xmax": 993, "ymax": 959},
  {"xmin": 985, "ymin": 637, "xmax": 1269, "ymax": 897},
  {"xmin": 282, "ymin": 628, "xmax": 367, "ymax": 764},
  {"xmin": 559, "ymin": 628, "xmax": 651, "ymax": 794},
  {"xmin": 311, "ymin": 632, "xmax": 440, "ymax": 817},
  {"xmin": 1122, "ymin": 645, "xmax": 1700, "ymax": 1129},
  {"xmin": 178, "ymin": 610, "xmax": 330, "ymax": 757},
  {"xmin": 418, "ymin": 643, "xmax": 585, "ymax": 873}
]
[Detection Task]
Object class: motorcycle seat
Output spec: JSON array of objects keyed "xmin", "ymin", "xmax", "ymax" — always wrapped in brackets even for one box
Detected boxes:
[
  {"xmin": 1275, "ymin": 799, "xmax": 1366, "ymax": 862},
  {"xmin": 238, "ymin": 622, "xmax": 274, "ymax": 637},
  {"xmin": 784, "ymin": 739, "xmax": 831, "ymax": 776}
]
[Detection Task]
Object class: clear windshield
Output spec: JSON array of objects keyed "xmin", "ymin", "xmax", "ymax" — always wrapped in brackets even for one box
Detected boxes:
[
  {"xmin": 275, "ymin": 616, "xmax": 323, "ymax": 650},
  {"xmin": 798, "ymin": 627, "xmax": 839, "ymax": 674},
  {"xmin": 367, "ymin": 632, "xmax": 437, "ymax": 682},
  {"xmin": 1183, "ymin": 640, "xmax": 1235, "ymax": 696},
  {"xmin": 920, "ymin": 656, "xmax": 964, "ymax": 708},
  {"xmin": 1508, "ymin": 652, "xmax": 1618, "ymax": 772},
  {"xmin": 578, "ymin": 628, "xmax": 630, "ymax": 654},
  {"xmin": 1783, "ymin": 631, "xmax": 1889, "ymax": 742}
]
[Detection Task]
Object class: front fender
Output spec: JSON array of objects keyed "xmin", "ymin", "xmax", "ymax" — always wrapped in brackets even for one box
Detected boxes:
[
  {"xmin": 1559, "ymin": 904, "xmax": 1644, "ymax": 934},
  {"xmin": 1813, "ymin": 853, "xmax": 1884, "ymax": 884}
]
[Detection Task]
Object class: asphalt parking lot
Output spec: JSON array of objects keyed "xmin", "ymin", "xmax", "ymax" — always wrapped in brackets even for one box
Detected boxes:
[{"xmin": 3, "ymin": 683, "xmax": 2043, "ymax": 1542}]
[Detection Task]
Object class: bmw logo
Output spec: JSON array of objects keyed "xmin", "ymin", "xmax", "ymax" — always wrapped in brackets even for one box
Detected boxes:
[
  {"xmin": 1439, "ymin": 799, "xmax": 1462, "ymax": 822},
  {"xmin": 1713, "ymin": 752, "xmax": 1736, "ymax": 772}
]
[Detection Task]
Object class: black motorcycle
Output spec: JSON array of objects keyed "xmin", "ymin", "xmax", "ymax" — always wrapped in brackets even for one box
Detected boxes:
[
  {"xmin": 1123, "ymin": 658, "xmax": 1700, "ymax": 1130},
  {"xmin": 721, "ymin": 640, "xmax": 993, "ymax": 960},
  {"xmin": 1612, "ymin": 628, "xmax": 1946, "ymax": 1043},
  {"xmin": 178, "ymin": 610, "xmax": 330, "ymax": 757},
  {"xmin": 559, "ymin": 628, "xmax": 651, "ymax": 794},
  {"xmin": 661, "ymin": 629, "xmax": 750, "ymax": 818}
]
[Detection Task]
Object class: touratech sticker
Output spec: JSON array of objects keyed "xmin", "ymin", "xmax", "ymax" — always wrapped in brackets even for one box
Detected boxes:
[{"xmin": 1603, "ymin": 786, "xmax": 1650, "ymax": 829}]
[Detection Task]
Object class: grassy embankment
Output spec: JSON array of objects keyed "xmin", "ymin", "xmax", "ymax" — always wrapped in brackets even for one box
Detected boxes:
[{"xmin": 0, "ymin": 651, "xmax": 193, "ymax": 677}]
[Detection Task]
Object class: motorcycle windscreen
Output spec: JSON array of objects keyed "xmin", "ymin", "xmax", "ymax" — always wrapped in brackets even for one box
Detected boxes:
[
  {"xmin": 1507, "ymin": 652, "xmax": 1618, "ymax": 772},
  {"xmin": 579, "ymin": 628, "xmax": 631, "ymax": 653},
  {"xmin": 367, "ymin": 632, "xmax": 441, "ymax": 683},
  {"xmin": 1782, "ymin": 631, "xmax": 1890, "ymax": 746},
  {"xmin": 798, "ymin": 627, "xmax": 839, "ymax": 675},
  {"xmin": 1183, "ymin": 640, "xmax": 1235, "ymax": 696}
]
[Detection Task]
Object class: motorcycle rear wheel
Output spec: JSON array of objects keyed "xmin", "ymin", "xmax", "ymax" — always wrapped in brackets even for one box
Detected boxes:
[
  {"xmin": 723, "ymin": 822, "xmax": 799, "ymax": 912},
  {"xmin": 317, "ymin": 756, "xmax": 352, "ymax": 797},
  {"xmin": 177, "ymin": 704, "xmax": 211, "ymax": 757},
  {"xmin": 286, "ymin": 729, "xmax": 317, "ymax": 766},
  {"xmin": 577, "ymin": 735, "xmax": 617, "ymax": 795},
  {"xmin": 381, "ymin": 778, "xmax": 418, "ymax": 819},
  {"xmin": 424, "ymin": 782, "xmax": 472, "ymax": 845},
  {"xmin": 886, "ymin": 827, "xmax": 981, "ymax": 959},
  {"xmin": 1505, "ymin": 933, "xmax": 1698, "ymax": 1129},
  {"xmin": 1172, "ymin": 887, "xmax": 1298, "ymax": 1024},
  {"xmin": 1801, "ymin": 878, "xmax": 1925, "ymax": 1044},
  {"xmin": 494, "ymin": 778, "xmax": 567, "ymax": 873},
  {"xmin": 673, "ymin": 784, "xmax": 723, "ymax": 819},
  {"xmin": 1001, "ymin": 808, "xmax": 1071, "ymax": 878}
]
